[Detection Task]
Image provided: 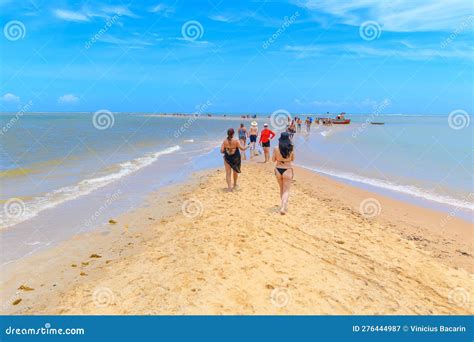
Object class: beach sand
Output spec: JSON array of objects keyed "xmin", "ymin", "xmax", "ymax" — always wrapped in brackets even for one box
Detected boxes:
[{"xmin": 1, "ymin": 162, "xmax": 472, "ymax": 315}]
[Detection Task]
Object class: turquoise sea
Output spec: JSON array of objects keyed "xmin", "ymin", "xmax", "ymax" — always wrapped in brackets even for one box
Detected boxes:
[{"xmin": 0, "ymin": 112, "xmax": 472, "ymax": 263}]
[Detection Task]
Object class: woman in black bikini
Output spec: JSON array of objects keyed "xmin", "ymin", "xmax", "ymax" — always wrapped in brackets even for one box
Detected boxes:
[
  {"xmin": 272, "ymin": 132, "xmax": 294, "ymax": 214},
  {"xmin": 220, "ymin": 128, "xmax": 249, "ymax": 192}
]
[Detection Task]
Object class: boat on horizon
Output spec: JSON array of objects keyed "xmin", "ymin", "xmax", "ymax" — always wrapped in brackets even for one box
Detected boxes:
[{"xmin": 331, "ymin": 112, "xmax": 350, "ymax": 124}]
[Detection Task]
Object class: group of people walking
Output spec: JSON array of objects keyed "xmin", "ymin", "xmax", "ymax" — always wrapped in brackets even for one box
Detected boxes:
[
  {"xmin": 236, "ymin": 121, "xmax": 276, "ymax": 162},
  {"xmin": 287, "ymin": 116, "xmax": 313, "ymax": 136},
  {"xmin": 220, "ymin": 122, "xmax": 294, "ymax": 215}
]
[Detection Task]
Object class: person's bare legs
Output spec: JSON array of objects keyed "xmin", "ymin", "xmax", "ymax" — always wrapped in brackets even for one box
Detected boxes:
[
  {"xmin": 280, "ymin": 170, "xmax": 292, "ymax": 214},
  {"xmin": 275, "ymin": 170, "xmax": 283, "ymax": 198},
  {"xmin": 233, "ymin": 170, "xmax": 239, "ymax": 189},
  {"xmin": 264, "ymin": 147, "xmax": 270, "ymax": 162},
  {"xmin": 224, "ymin": 161, "xmax": 232, "ymax": 191}
]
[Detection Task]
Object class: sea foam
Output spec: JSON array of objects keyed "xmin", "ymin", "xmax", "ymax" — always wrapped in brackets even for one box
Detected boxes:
[{"xmin": 0, "ymin": 145, "xmax": 181, "ymax": 228}]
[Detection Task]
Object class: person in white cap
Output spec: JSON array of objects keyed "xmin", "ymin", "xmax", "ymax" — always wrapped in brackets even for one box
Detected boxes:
[{"xmin": 249, "ymin": 121, "xmax": 259, "ymax": 157}]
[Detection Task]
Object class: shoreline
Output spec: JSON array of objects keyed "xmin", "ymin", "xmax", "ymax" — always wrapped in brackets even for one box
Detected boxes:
[{"xmin": 1, "ymin": 161, "xmax": 472, "ymax": 315}]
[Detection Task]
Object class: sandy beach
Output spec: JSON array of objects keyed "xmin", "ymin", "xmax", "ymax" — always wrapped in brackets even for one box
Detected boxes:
[{"xmin": 1, "ymin": 161, "xmax": 472, "ymax": 315}]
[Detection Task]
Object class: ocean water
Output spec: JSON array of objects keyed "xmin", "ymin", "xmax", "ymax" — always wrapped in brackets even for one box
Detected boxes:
[
  {"xmin": 292, "ymin": 114, "xmax": 473, "ymax": 214},
  {"xmin": 0, "ymin": 112, "xmax": 472, "ymax": 263}
]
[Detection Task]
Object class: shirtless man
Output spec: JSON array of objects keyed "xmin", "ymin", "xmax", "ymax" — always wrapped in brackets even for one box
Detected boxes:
[{"xmin": 248, "ymin": 121, "xmax": 259, "ymax": 158}]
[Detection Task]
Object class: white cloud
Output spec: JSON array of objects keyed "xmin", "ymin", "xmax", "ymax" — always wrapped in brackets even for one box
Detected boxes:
[
  {"xmin": 1, "ymin": 93, "xmax": 20, "ymax": 103},
  {"xmin": 53, "ymin": 5, "xmax": 137, "ymax": 22},
  {"xmin": 297, "ymin": 0, "xmax": 473, "ymax": 32},
  {"xmin": 295, "ymin": 98, "xmax": 345, "ymax": 107},
  {"xmin": 208, "ymin": 11, "xmax": 284, "ymax": 26},
  {"xmin": 209, "ymin": 14, "xmax": 241, "ymax": 23},
  {"xmin": 101, "ymin": 5, "xmax": 139, "ymax": 18},
  {"xmin": 173, "ymin": 37, "xmax": 210, "ymax": 46},
  {"xmin": 58, "ymin": 94, "xmax": 79, "ymax": 104},
  {"xmin": 149, "ymin": 4, "xmax": 174, "ymax": 16},
  {"xmin": 99, "ymin": 34, "xmax": 154, "ymax": 48},
  {"xmin": 284, "ymin": 42, "xmax": 473, "ymax": 60},
  {"xmin": 53, "ymin": 9, "xmax": 89, "ymax": 22}
]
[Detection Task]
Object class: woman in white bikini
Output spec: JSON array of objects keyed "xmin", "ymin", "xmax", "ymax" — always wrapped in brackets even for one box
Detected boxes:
[{"xmin": 272, "ymin": 132, "xmax": 294, "ymax": 214}]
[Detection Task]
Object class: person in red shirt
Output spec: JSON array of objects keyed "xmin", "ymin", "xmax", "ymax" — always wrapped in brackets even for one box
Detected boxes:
[{"xmin": 259, "ymin": 123, "xmax": 276, "ymax": 162}]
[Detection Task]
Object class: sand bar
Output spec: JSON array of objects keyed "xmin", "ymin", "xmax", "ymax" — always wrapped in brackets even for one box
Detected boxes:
[{"xmin": 1, "ymin": 162, "xmax": 472, "ymax": 315}]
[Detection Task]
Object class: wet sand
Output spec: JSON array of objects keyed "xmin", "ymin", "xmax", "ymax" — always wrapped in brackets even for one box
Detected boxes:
[{"xmin": 1, "ymin": 162, "xmax": 472, "ymax": 315}]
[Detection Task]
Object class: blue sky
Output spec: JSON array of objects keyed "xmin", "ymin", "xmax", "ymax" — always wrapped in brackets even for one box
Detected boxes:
[{"xmin": 0, "ymin": 0, "xmax": 473, "ymax": 114}]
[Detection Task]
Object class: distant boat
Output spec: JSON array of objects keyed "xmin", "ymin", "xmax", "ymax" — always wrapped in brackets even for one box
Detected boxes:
[
  {"xmin": 331, "ymin": 112, "xmax": 350, "ymax": 124},
  {"xmin": 370, "ymin": 122, "xmax": 385, "ymax": 125}
]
